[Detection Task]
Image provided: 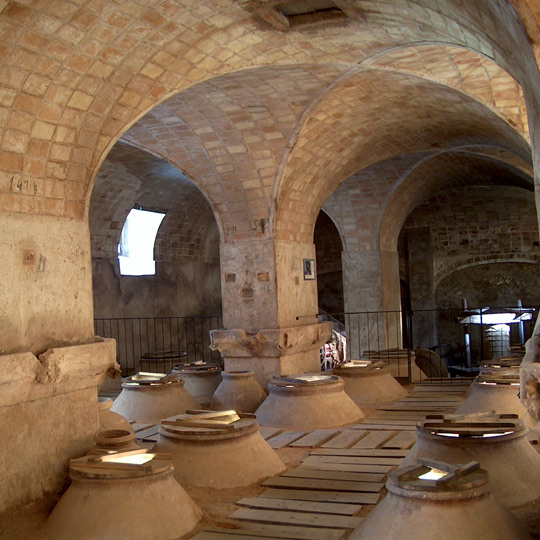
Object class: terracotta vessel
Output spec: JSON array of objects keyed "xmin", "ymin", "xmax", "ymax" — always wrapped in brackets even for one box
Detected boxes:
[
  {"xmin": 350, "ymin": 459, "xmax": 532, "ymax": 540},
  {"xmin": 256, "ymin": 374, "xmax": 364, "ymax": 429},
  {"xmin": 401, "ymin": 414, "xmax": 540, "ymax": 507},
  {"xmin": 172, "ymin": 362, "xmax": 222, "ymax": 406},
  {"xmin": 97, "ymin": 397, "xmax": 133, "ymax": 433},
  {"xmin": 211, "ymin": 371, "xmax": 267, "ymax": 413},
  {"xmin": 333, "ymin": 360, "xmax": 408, "ymax": 406},
  {"xmin": 455, "ymin": 375, "xmax": 526, "ymax": 417},
  {"xmin": 43, "ymin": 453, "xmax": 202, "ymax": 540},
  {"xmin": 111, "ymin": 374, "xmax": 200, "ymax": 423},
  {"xmin": 154, "ymin": 414, "xmax": 285, "ymax": 488}
]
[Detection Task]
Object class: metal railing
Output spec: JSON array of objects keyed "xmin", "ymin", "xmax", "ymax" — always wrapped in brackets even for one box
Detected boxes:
[
  {"xmin": 94, "ymin": 315, "xmax": 223, "ymax": 375},
  {"xmin": 96, "ymin": 305, "xmax": 536, "ymax": 381},
  {"xmin": 318, "ymin": 305, "xmax": 537, "ymax": 382}
]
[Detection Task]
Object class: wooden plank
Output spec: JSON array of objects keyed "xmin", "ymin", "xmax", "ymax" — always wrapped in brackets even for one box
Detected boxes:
[
  {"xmin": 135, "ymin": 426, "xmax": 160, "ymax": 440},
  {"xmin": 302, "ymin": 455, "xmax": 402, "ymax": 467},
  {"xmin": 260, "ymin": 487, "xmax": 380, "ymax": 505},
  {"xmin": 236, "ymin": 496, "xmax": 362, "ymax": 516},
  {"xmin": 289, "ymin": 429, "xmax": 339, "ymax": 448},
  {"xmin": 351, "ymin": 423, "xmax": 416, "ymax": 431},
  {"xmin": 311, "ymin": 448, "xmax": 408, "ymax": 458},
  {"xmin": 300, "ymin": 458, "xmax": 393, "ymax": 474},
  {"xmin": 413, "ymin": 386, "xmax": 469, "ymax": 393},
  {"xmin": 382, "ymin": 431, "xmax": 417, "ymax": 449},
  {"xmin": 321, "ymin": 430, "xmax": 368, "ymax": 448},
  {"xmin": 282, "ymin": 468, "xmax": 385, "ymax": 483},
  {"xmin": 351, "ymin": 431, "xmax": 394, "ymax": 449},
  {"xmin": 377, "ymin": 404, "xmax": 455, "ymax": 411},
  {"xmin": 401, "ymin": 396, "xmax": 463, "ymax": 401},
  {"xmin": 367, "ymin": 413, "xmax": 427, "ymax": 420},
  {"xmin": 130, "ymin": 422, "xmax": 155, "ymax": 433},
  {"xmin": 190, "ymin": 532, "xmax": 272, "ymax": 540},
  {"xmin": 205, "ymin": 522, "xmax": 345, "ymax": 540},
  {"xmin": 355, "ymin": 418, "xmax": 419, "ymax": 425},
  {"xmin": 259, "ymin": 427, "xmax": 283, "ymax": 440},
  {"xmin": 230, "ymin": 508, "xmax": 362, "ymax": 530},
  {"xmin": 370, "ymin": 409, "xmax": 429, "ymax": 416},
  {"xmin": 262, "ymin": 476, "xmax": 384, "ymax": 493},
  {"xmin": 400, "ymin": 395, "xmax": 463, "ymax": 401},
  {"xmin": 267, "ymin": 431, "xmax": 306, "ymax": 449}
]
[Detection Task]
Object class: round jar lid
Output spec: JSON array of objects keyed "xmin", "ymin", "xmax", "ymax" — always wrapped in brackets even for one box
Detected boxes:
[
  {"xmin": 70, "ymin": 450, "xmax": 172, "ymax": 480},
  {"xmin": 173, "ymin": 361, "xmax": 221, "ymax": 373},
  {"xmin": 270, "ymin": 373, "xmax": 339, "ymax": 387},
  {"xmin": 420, "ymin": 412, "xmax": 523, "ymax": 439},
  {"xmin": 160, "ymin": 410, "xmax": 258, "ymax": 439},
  {"xmin": 122, "ymin": 372, "xmax": 182, "ymax": 388},
  {"xmin": 389, "ymin": 458, "xmax": 489, "ymax": 494}
]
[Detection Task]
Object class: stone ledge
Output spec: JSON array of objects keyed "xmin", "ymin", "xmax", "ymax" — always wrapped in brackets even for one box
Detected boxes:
[
  {"xmin": 209, "ymin": 322, "xmax": 332, "ymax": 358},
  {"xmin": 0, "ymin": 338, "xmax": 119, "ymax": 408}
]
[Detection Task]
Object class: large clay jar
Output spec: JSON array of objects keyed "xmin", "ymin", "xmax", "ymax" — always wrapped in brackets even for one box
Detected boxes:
[
  {"xmin": 455, "ymin": 376, "xmax": 526, "ymax": 417},
  {"xmin": 333, "ymin": 361, "xmax": 408, "ymax": 407},
  {"xmin": 111, "ymin": 377, "xmax": 200, "ymax": 423},
  {"xmin": 349, "ymin": 460, "xmax": 531, "ymax": 540},
  {"xmin": 98, "ymin": 397, "xmax": 134, "ymax": 433},
  {"xmin": 211, "ymin": 371, "xmax": 267, "ymax": 413},
  {"xmin": 154, "ymin": 416, "xmax": 285, "ymax": 488},
  {"xmin": 256, "ymin": 375, "xmax": 364, "ymax": 429},
  {"xmin": 87, "ymin": 429, "xmax": 141, "ymax": 456},
  {"xmin": 43, "ymin": 454, "xmax": 202, "ymax": 540},
  {"xmin": 401, "ymin": 415, "xmax": 540, "ymax": 508},
  {"xmin": 172, "ymin": 362, "xmax": 222, "ymax": 406}
]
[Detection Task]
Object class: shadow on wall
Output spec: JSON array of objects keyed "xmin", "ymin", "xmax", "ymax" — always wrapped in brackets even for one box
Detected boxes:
[{"xmin": 92, "ymin": 258, "xmax": 222, "ymax": 319}]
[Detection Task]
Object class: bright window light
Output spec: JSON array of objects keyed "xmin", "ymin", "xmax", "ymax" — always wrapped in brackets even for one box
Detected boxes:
[{"xmin": 118, "ymin": 208, "xmax": 165, "ymax": 276}]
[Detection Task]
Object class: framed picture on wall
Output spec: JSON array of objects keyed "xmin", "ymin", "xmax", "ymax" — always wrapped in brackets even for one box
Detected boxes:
[{"xmin": 303, "ymin": 259, "xmax": 316, "ymax": 280}]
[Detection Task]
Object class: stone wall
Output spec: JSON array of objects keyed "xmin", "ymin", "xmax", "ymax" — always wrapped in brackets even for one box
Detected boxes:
[
  {"xmin": 0, "ymin": 212, "xmax": 95, "ymax": 355},
  {"xmin": 0, "ymin": 340, "xmax": 117, "ymax": 513},
  {"xmin": 92, "ymin": 258, "xmax": 222, "ymax": 319},
  {"xmin": 435, "ymin": 262, "xmax": 540, "ymax": 310}
]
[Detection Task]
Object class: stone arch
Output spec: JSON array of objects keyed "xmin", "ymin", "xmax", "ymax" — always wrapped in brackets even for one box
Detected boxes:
[
  {"xmin": 274, "ymin": 68, "xmax": 529, "ymax": 245},
  {"xmin": 435, "ymin": 255, "xmax": 540, "ymax": 290},
  {"xmin": 314, "ymin": 210, "xmax": 345, "ymax": 315},
  {"xmin": 362, "ymin": 42, "xmax": 530, "ymax": 139},
  {"xmin": 380, "ymin": 147, "xmax": 533, "ymax": 252}
]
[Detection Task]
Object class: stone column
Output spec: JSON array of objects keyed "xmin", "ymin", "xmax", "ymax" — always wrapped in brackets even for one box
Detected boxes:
[
  {"xmin": 0, "ymin": 212, "xmax": 118, "ymax": 513},
  {"xmin": 212, "ymin": 238, "xmax": 331, "ymax": 386},
  {"xmin": 407, "ymin": 227, "xmax": 437, "ymax": 348},
  {"xmin": 342, "ymin": 249, "xmax": 402, "ymax": 358}
]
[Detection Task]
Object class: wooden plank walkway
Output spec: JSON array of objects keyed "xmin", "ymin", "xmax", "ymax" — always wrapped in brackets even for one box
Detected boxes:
[{"xmin": 189, "ymin": 383, "xmax": 468, "ymax": 540}]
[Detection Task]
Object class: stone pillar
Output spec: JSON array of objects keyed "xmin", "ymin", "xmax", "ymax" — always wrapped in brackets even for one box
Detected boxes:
[
  {"xmin": 0, "ymin": 212, "xmax": 118, "ymax": 512},
  {"xmin": 0, "ymin": 340, "xmax": 118, "ymax": 513},
  {"xmin": 210, "ymin": 323, "xmax": 332, "ymax": 387},
  {"xmin": 0, "ymin": 213, "xmax": 95, "ymax": 352},
  {"xmin": 214, "ymin": 238, "xmax": 331, "ymax": 386},
  {"xmin": 407, "ymin": 227, "xmax": 437, "ymax": 348},
  {"xmin": 342, "ymin": 249, "xmax": 402, "ymax": 358}
]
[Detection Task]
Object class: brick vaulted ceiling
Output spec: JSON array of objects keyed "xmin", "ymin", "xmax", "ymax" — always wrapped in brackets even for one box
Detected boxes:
[{"xmin": 1, "ymin": 0, "xmax": 538, "ymax": 251}]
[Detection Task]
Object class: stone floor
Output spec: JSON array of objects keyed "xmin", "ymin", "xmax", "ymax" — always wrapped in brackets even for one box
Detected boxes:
[{"xmin": 2, "ymin": 382, "xmax": 540, "ymax": 539}]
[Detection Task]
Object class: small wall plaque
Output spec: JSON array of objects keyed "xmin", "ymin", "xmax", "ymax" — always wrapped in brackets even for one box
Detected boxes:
[{"xmin": 303, "ymin": 259, "xmax": 316, "ymax": 280}]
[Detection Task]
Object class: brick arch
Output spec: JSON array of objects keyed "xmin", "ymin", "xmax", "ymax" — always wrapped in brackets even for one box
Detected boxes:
[
  {"xmin": 0, "ymin": 0, "xmax": 536, "ymax": 223},
  {"xmin": 89, "ymin": 141, "xmax": 219, "ymax": 264},
  {"xmin": 274, "ymin": 67, "xmax": 530, "ymax": 244},
  {"xmin": 363, "ymin": 43, "xmax": 529, "ymax": 139},
  {"xmin": 323, "ymin": 153, "xmax": 425, "ymax": 252},
  {"xmin": 118, "ymin": 64, "xmax": 348, "ymax": 240},
  {"xmin": 314, "ymin": 210, "xmax": 345, "ymax": 274},
  {"xmin": 314, "ymin": 210, "xmax": 345, "ymax": 314},
  {"xmin": 399, "ymin": 184, "xmax": 539, "ymax": 287},
  {"xmin": 379, "ymin": 148, "xmax": 533, "ymax": 252},
  {"xmin": 435, "ymin": 256, "xmax": 540, "ymax": 290}
]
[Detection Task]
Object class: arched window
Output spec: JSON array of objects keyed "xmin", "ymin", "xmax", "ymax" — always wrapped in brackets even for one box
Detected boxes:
[{"xmin": 118, "ymin": 208, "xmax": 165, "ymax": 276}]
